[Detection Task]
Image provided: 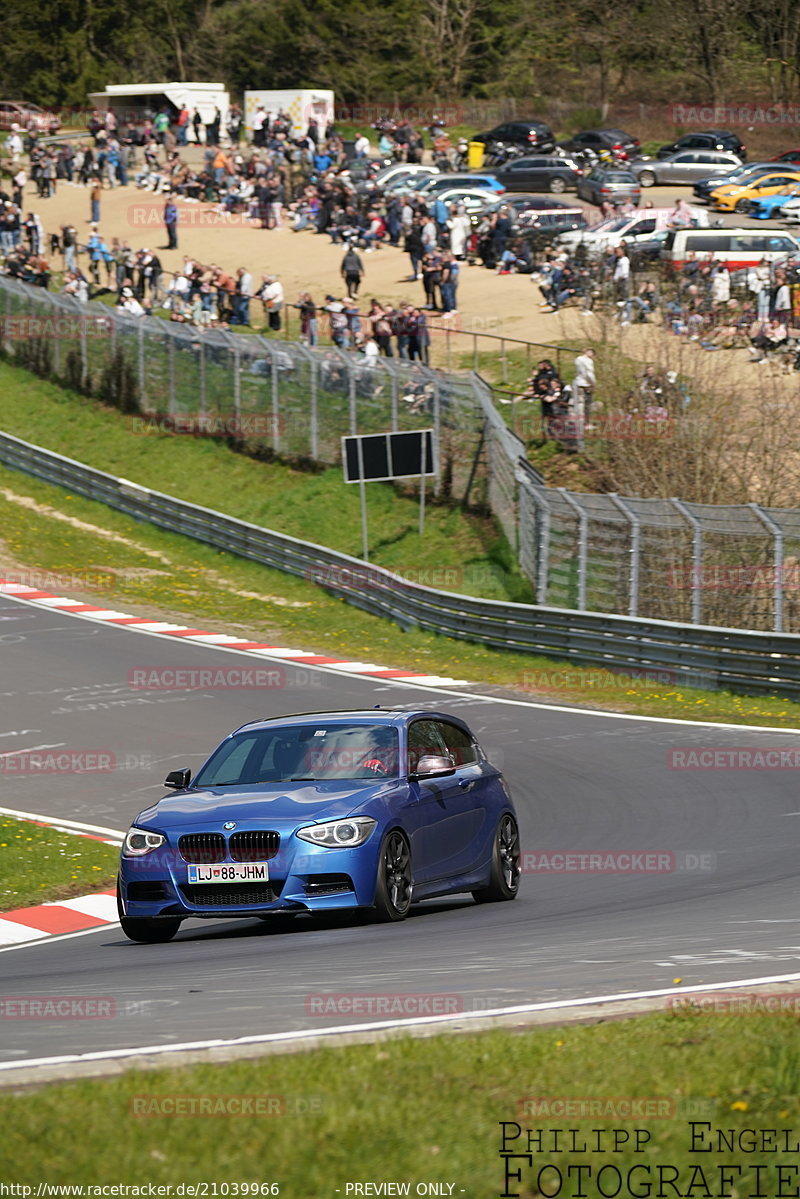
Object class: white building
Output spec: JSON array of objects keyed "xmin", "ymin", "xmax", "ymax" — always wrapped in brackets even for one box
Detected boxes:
[{"xmin": 244, "ymin": 89, "xmax": 334, "ymax": 139}]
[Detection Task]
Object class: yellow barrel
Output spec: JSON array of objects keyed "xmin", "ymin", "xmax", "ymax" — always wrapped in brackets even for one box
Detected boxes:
[{"xmin": 467, "ymin": 140, "xmax": 485, "ymax": 169}]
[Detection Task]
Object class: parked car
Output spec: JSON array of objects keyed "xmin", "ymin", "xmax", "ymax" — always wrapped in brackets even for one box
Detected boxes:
[
  {"xmin": 557, "ymin": 205, "xmax": 709, "ymax": 255},
  {"xmin": 693, "ymin": 162, "xmax": 781, "ymax": 201},
  {"xmin": 576, "ymin": 167, "xmax": 641, "ymax": 206},
  {"xmin": 559, "ymin": 128, "xmax": 641, "ymax": 157},
  {"xmin": 0, "ymin": 99, "xmax": 60, "ymax": 134},
  {"xmin": 745, "ymin": 185, "xmax": 800, "ymax": 219},
  {"xmin": 491, "ymin": 155, "xmax": 581, "ymax": 193},
  {"xmin": 623, "ymin": 228, "xmax": 673, "ymax": 267},
  {"xmin": 657, "ymin": 130, "xmax": 746, "ymax": 159},
  {"xmin": 710, "ymin": 171, "xmax": 800, "ymax": 213},
  {"xmin": 772, "ymin": 150, "xmax": 800, "ymax": 165},
  {"xmin": 485, "ymin": 195, "xmax": 587, "ymax": 234},
  {"xmin": 472, "ymin": 120, "xmax": 556, "ymax": 154},
  {"xmin": 664, "ymin": 227, "xmax": 800, "ymax": 270},
  {"xmin": 374, "ymin": 164, "xmax": 439, "ymax": 189},
  {"xmin": 415, "ymin": 172, "xmax": 506, "ymax": 195},
  {"xmin": 117, "ymin": 708, "xmax": 521, "ymax": 941},
  {"xmin": 434, "ymin": 186, "xmax": 498, "ymax": 216},
  {"xmin": 632, "ymin": 150, "xmax": 742, "ymax": 187}
]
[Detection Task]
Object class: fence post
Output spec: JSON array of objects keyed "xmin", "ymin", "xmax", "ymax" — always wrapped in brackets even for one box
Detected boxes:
[
  {"xmin": 233, "ymin": 341, "xmax": 241, "ymax": 419},
  {"xmin": 138, "ymin": 323, "xmax": 145, "ymax": 405},
  {"xmin": 310, "ymin": 356, "xmax": 319, "ymax": 460},
  {"xmin": 433, "ymin": 383, "xmax": 441, "ymax": 497},
  {"xmin": 559, "ymin": 488, "xmax": 587, "ymax": 611},
  {"xmin": 271, "ymin": 348, "xmax": 280, "ymax": 453},
  {"xmin": 525, "ymin": 480, "xmax": 551, "ymax": 605},
  {"xmin": 751, "ymin": 503, "xmax": 784, "ymax": 633},
  {"xmin": 349, "ymin": 362, "xmax": 357, "ymax": 434},
  {"xmin": 501, "ymin": 338, "xmax": 507, "ymax": 384},
  {"xmin": 199, "ymin": 339, "xmax": 206, "ymax": 416},
  {"xmin": 168, "ymin": 334, "xmax": 176, "ymax": 415},
  {"xmin": 672, "ymin": 499, "xmax": 703, "ymax": 625},
  {"xmin": 610, "ymin": 494, "xmax": 640, "ymax": 618},
  {"xmin": 390, "ymin": 367, "xmax": 398, "ymax": 432},
  {"xmin": 473, "ymin": 333, "xmax": 478, "ymax": 372}
]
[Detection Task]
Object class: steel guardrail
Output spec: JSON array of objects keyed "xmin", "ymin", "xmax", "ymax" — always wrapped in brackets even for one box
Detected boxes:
[{"xmin": 2, "ymin": 428, "xmax": 800, "ymax": 697}]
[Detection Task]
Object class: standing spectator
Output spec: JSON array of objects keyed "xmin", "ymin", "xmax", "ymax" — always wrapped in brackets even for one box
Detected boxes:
[
  {"xmin": 572, "ymin": 348, "xmax": 596, "ymax": 428},
  {"xmin": 177, "ymin": 106, "xmax": 190, "ymax": 146},
  {"xmin": 421, "ymin": 249, "xmax": 442, "ymax": 310},
  {"xmin": 153, "ymin": 109, "xmax": 170, "ymax": 144},
  {"xmin": 774, "ymin": 269, "xmax": 791, "ymax": 327},
  {"xmin": 341, "ymin": 245, "xmax": 364, "ymax": 299},
  {"xmin": 163, "ymin": 195, "xmax": 178, "ymax": 249},
  {"xmin": 61, "ymin": 223, "xmax": 77, "ymax": 273},
  {"xmin": 448, "ymin": 205, "xmax": 471, "ymax": 260},
  {"xmin": 296, "ymin": 292, "xmax": 318, "ymax": 345},
  {"xmin": 233, "ymin": 267, "xmax": 253, "ymax": 326},
  {"xmin": 711, "ymin": 265, "xmax": 730, "ymax": 310},
  {"xmin": 405, "ymin": 218, "xmax": 424, "ymax": 281},
  {"xmin": 89, "ymin": 178, "xmax": 101, "ymax": 224},
  {"xmin": 440, "ymin": 252, "xmax": 460, "ymax": 315},
  {"xmin": 260, "ymin": 275, "xmax": 284, "ymax": 330},
  {"xmin": 354, "ymin": 132, "xmax": 370, "ymax": 160},
  {"xmin": 613, "ymin": 246, "xmax": 630, "ymax": 301},
  {"xmin": 192, "ymin": 109, "xmax": 203, "ymax": 144}
]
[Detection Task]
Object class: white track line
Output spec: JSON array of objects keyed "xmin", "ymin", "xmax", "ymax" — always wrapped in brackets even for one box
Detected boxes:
[
  {"xmin": 3, "ymin": 591, "xmax": 799, "ymax": 733},
  {"xmin": 3, "ymin": 971, "xmax": 800, "ymax": 1073},
  {"xmin": 0, "ymin": 807, "xmax": 125, "ymax": 839}
]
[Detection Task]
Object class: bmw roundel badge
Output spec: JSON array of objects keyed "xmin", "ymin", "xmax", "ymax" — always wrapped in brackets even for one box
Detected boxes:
[{"xmin": 223, "ymin": 821, "xmax": 237, "ymax": 831}]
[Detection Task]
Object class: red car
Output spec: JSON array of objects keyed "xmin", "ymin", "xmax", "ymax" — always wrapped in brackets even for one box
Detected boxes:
[
  {"xmin": 773, "ymin": 150, "xmax": 800, "ymax": 165},
  {"xmin": 0, "ymin": 100, "xmax": 60, "ymax": 135}
]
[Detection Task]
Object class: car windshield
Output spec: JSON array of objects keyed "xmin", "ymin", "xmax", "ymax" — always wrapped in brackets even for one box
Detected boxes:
[{"xmin": 192, "ymin": 723, "xmax": 401, "ymax": 785}]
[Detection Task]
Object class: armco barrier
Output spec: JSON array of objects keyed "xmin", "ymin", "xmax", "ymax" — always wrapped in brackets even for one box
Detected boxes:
[{"xmin": 2, "ymin": 429, "xmax": 800, "ymax": 697}]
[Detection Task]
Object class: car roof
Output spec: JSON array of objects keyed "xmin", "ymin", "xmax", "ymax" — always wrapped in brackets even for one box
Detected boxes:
[{"xmin": 231, "ymin": 710, "xmax": 470, "ymax": 735}]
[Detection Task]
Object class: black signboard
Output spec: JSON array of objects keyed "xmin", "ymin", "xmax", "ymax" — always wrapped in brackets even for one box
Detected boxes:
[{"xmin": 342, "ymin": 430, "xmax": 435, "ymax": 483}]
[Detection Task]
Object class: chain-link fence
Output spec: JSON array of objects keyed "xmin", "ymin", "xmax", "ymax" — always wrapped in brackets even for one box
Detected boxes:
[{"xmin": 4, "ymin": 274, "xmax": 800, "ymax": 632}]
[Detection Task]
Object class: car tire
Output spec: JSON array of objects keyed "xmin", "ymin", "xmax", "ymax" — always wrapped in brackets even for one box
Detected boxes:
[
  {"xmin": 372, "ymin": 829, "xmax": 413, "ymax": 922},
  {"xmin": 735, "ymin": 199, "xmax": 750, "ymax": 213},
  {"xmin": 639, "ymin": 170, "xmax": 656, "ymax": 188},
  {"xmin": 550, "ymin": 177, "xmax": 567, "ymax": 193},
  {"xmin": 472, "ymin": 814, "xmax": 520, "ymax": 904},
  {"xmin": 117, "ymin": 877, "xmax": 182, "ymax": 943}
]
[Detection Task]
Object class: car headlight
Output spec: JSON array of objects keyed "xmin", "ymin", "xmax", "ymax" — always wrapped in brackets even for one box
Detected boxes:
[
  {"xmin": 296, "ymin": 817, "xmax": 377, "ymax": 848},
  {"xmin": 123, "ymin": 827, "xmax": 166, "ymax": 856}
]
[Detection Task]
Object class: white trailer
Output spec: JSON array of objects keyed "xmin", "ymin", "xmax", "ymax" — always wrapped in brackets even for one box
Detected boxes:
[
  {"xmin": 244, "ymin": 89, "xmax": 334, "ymax": 139},
  {"xmin": 88, "ymin": 82, "xmax": 230, "ymax": 128}
]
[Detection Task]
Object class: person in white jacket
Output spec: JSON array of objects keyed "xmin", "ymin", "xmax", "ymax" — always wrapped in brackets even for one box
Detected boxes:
[
  {"xmin": 448, "ymin": 205, "xmax": 471, "ymax": 260},
  {"xmin": 572, "ymin": 348, "xmax": 596, "ymax": 428}
]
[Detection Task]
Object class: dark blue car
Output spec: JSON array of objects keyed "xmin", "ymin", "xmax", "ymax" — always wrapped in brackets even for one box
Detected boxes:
[{"xmin": 117, "ymin": 709, "xmax": 520, "ymax": 942}]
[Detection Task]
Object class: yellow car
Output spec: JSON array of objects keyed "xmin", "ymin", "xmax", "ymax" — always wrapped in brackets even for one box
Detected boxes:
[{"xmin": 710, "ymin": 171, "xmax": 800, "ymax": 212}]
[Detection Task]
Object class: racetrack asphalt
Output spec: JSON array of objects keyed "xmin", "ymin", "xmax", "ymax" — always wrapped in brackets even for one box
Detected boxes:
[{"xmin": 2, "ymin": 590, "xmax": 800, "ymax": 1068}]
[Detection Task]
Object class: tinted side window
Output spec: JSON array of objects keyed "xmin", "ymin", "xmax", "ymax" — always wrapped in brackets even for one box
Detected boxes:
[
  {"xmin": 684, "ymin": 234, "xmax": 731, "ymax": 252},
  {"xmin": 437, "ymin": 722, "xmax": 478, "ymax": 766},
  {"xmin": 766, "ymin": 236, "xmax": 797, "ymax": 251},
  {"xmin": 407, "ymin": 720, "xmax": 448, "ymax": 771},
  {"xmin": 732, "ymin": 235, "xmax": 767, "ymax": 252}
]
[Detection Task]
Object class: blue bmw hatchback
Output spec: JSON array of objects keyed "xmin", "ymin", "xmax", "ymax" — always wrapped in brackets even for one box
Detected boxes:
[{"xmin": 117, "ymin": 709, "xmax": 520, "ymax": 942}]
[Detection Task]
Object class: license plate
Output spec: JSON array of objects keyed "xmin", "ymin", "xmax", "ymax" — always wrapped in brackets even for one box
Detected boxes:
[{"xmin": 187, "ymin": 862, "xmax": 270, "ymax": 884}]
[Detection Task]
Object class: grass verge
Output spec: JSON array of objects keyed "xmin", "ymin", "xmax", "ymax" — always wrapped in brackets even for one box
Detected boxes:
[
  {"xmin": 3, "ymin": 1010, "xmax": 800, "ymax": 1188},
  {"xmin": 1, "ymin": 460, "xmax": 800, "ymax": 726},
  {"xmin": 0, "ymin": 816, "xmax": 118, "ymax": 911}
]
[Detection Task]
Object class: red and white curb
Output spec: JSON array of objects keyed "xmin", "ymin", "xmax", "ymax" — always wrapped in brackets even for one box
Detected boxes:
[
  {"xmin": 0, "ymin": 810, "xmax": 123, "ymax": 947},
  {"xmin": 0, "ymin": 580, "xmax": 468, "ymax": 687},
  {"xmin": 0, "ymin": 890, "xmax": 117, "ymax": 946}
]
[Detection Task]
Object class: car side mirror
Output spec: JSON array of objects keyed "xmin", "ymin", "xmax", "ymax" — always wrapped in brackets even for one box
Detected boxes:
[
  {"xmin": 411, "ymin": 754, "xmax": 456, "ymax": 780},
  {"xmin": 164, "ymin": 768, "xmax": 191, "ymax": 789}
]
